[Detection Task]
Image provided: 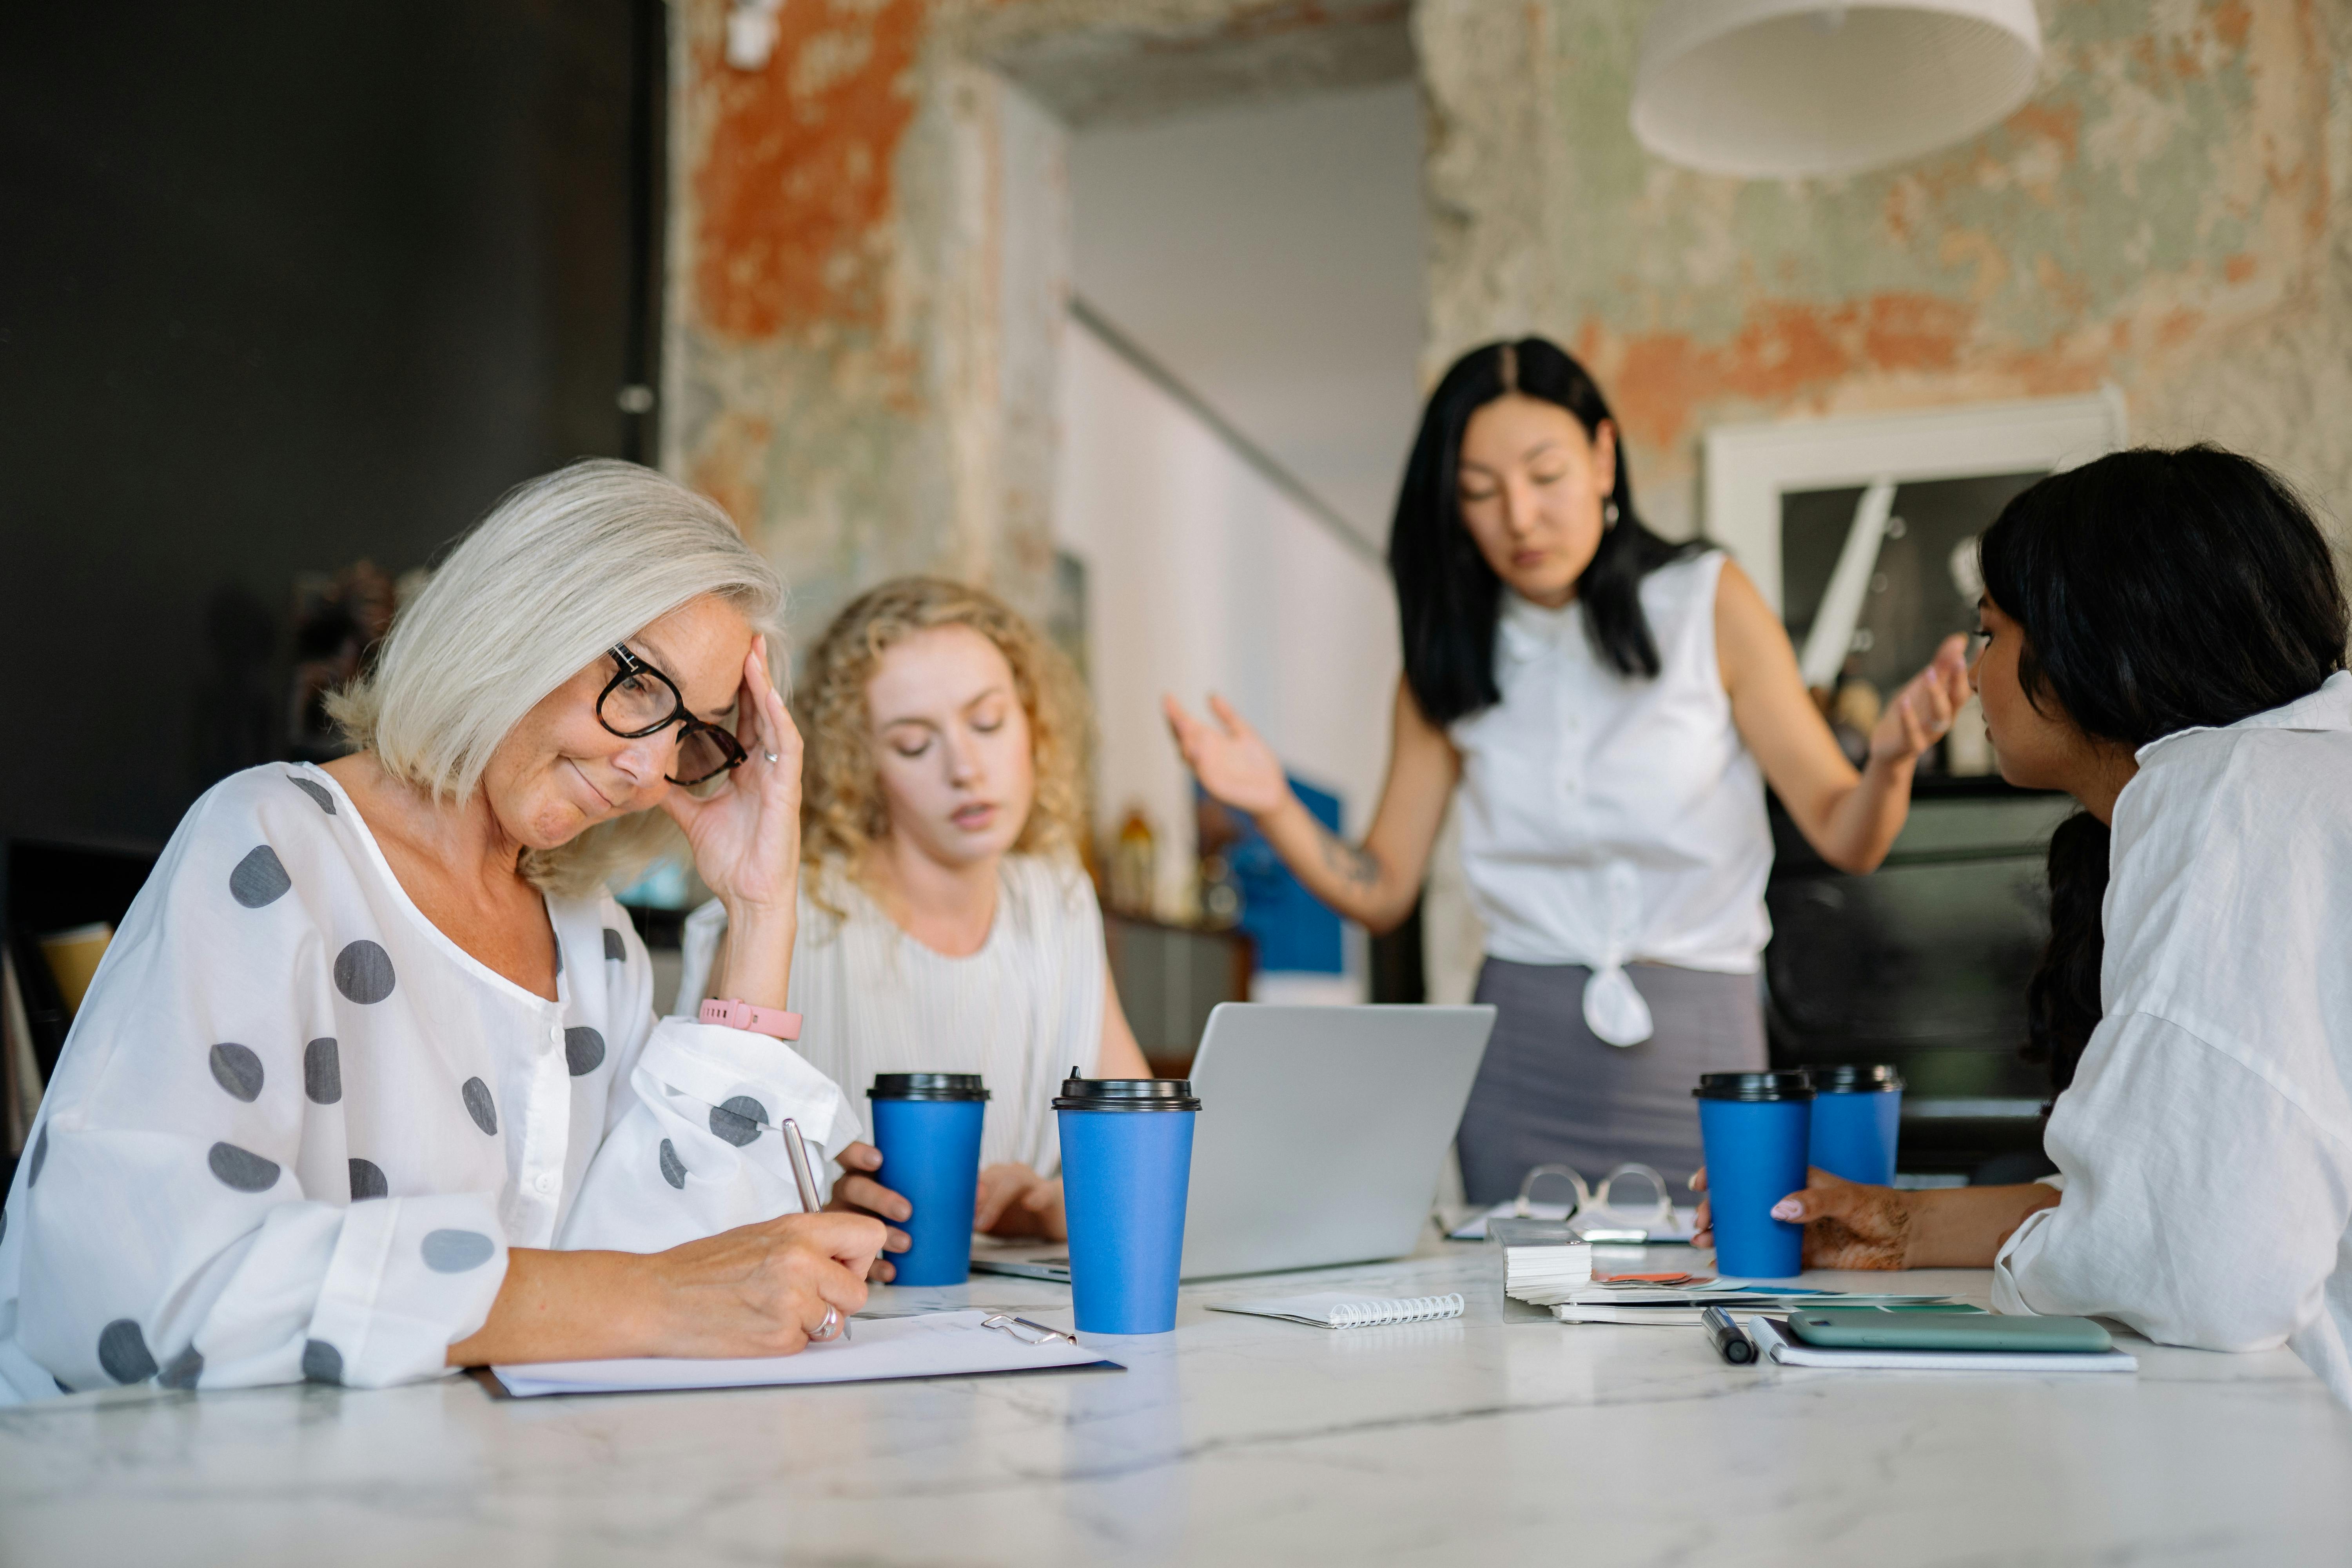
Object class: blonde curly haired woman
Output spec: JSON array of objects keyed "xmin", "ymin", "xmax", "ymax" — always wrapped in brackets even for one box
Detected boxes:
[{"xmin": 677, "ymin": 578, "xmax": 1147, "ymax": 1265}]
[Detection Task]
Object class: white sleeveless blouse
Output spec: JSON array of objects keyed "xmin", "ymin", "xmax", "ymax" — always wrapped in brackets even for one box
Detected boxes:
[
  {"xmin": 675, "ymin": 854, "xmax": 1109, "ymax": 1174},
  {"xmin": 1448, "ymin": 551, "xmax": 1771, "ymax": 1046}
]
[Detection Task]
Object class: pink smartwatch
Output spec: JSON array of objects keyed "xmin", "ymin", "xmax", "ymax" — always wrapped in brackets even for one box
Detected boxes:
[{"xmin": 698, "ymin": 997, "xmax": 802, "ymax": 1041}]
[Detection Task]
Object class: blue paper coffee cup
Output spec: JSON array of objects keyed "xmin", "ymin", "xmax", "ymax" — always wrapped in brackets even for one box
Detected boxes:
[
  {"xmin": 1695, "ymin": 1071, "xmax": 1814, "ymax": 1278},
  {"xmin": 1806, "ymin": 1065, "xmax": 1904, "ymax": 1187},
  {"xmin": 867, "ymin": 1073, "xmax": 991, "ymax": 1287},
  {"xmin": 1054, "ymin": 1072, "xmax": 1200, "ymax": 1334}
]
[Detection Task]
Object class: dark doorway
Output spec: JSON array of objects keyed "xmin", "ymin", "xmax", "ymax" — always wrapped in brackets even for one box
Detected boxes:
[{"xmin": 0, "ymin": 0, "xmax": 666, "ymax": 851}]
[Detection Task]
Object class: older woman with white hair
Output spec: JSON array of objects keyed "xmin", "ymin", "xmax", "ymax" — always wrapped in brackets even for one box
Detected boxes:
[{"xmin": 0, "ymin": 460, "xmax": 884, "ymax": 1401}]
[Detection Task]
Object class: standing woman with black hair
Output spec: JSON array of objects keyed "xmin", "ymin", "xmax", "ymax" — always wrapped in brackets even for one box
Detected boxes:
[
  {"xmin": 1167, "ymin": 338, "xmax": 1970, "ymax": 1201},
  {"xmin": 1702, "ymin": 445, "xmax": 2352, "ymax": 1401}
]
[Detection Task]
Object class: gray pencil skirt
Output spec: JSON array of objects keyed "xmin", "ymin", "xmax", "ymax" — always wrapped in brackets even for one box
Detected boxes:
[{"xmin": 1457, "ymin": 958, "xmax": 1767, "ymax": 1206}]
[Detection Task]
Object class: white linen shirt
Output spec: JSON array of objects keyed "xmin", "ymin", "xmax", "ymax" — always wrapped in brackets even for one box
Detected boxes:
[
  {"xmin": 0, "ymin": 763, "xmax": 858, "ymax": 1402},
  {"xmin": 1448, "ymin": 551, "xmax": 1773, "ymax": 1045},
  {"xmin": 1993, "ymin": 672, "xmax": 2352, "ymax": 1405},
  {"xmin": 673, "ymin": 854, "xmax": 1108, "ymax": 1176}
]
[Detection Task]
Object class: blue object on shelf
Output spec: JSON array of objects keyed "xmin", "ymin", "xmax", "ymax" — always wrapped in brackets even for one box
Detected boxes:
[{"xmin": 1213, "ymin": 775, "xmax": 1345, "ymax": 975}]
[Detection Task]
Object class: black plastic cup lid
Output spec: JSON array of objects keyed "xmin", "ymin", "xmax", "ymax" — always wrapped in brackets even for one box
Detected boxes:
[
  {"xmin": 1808, "ymin": 1064, "xmax": 1906, "ymax": 1093},
  {"xmin": 1693, "ymin": 1071, "xmax": 1815, "ymax": 1102},
  {"xmin": 868, "ymin": 1073, "xmax": 991, "ymax": 1102},
  {"xmin": 1053, "ymin": 1071, "xmax": 1200, "ymax": 1111}
]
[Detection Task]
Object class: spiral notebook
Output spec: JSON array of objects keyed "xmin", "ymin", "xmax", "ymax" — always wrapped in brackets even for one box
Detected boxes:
[{"xmin": 1206, "ymin": 1292, "xmax": 1466, "ymax": 1329}]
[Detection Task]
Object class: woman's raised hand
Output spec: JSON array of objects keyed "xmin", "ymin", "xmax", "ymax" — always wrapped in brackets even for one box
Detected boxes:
[
  {"xmin": 638, "ymin": 1210, "xmax": 883, "ymax": 1357},
  {"xmin": 664, "ymin": 635, "xmax": 803, "ymax": 920},
  {"xmin": 1868, "ymin": 633, "xmax": 1972, "ymax": 767},
  {"xmin": 1163, "ymin": 693, "xmax": 1292, "ymax": 818}
]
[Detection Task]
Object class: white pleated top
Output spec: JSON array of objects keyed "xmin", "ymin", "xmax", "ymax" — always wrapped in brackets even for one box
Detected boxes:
[
  {"xmin": 675, "ymin": 854, "xmax": 1109, "ymax": 1175},
  {"xmin": 1448, "ymin": 551, "xmax": 1772, "ymax": 1045}
]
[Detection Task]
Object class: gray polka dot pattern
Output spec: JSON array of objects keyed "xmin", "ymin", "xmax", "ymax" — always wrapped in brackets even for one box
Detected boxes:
[
  {"xmin": 290, "ymin": 776, "xmax": 336, "ymax": 814},
  {"xmin": 710, "ymin": 1095, "xmax": 768, "ymax": 1147},
  {"xmin": 564, "ymin": 1026, "xmax": 606, "ymax": 1077},
  {"xmin": 98, "ymin": 1319, "xmax": 157, "ymax": 1384},
  {"xmin": 348, "ymin": 1158, "xmax": 388, "ymax": 1201},
  {"xmin": 208, "ymin": 1042, "xmax": 265, "ymax": 1102},
  {"xmin": 304, "ymin": 1037, "xmax": 341, "ymax": 1103},
  {"xmin": 659, "ymin": 1138, "xmax": 688, "ymax": 1189},
  {"xmin": 207, "ymin": 1141, "xmax": 280, "ymax": 1192},
  {"xmin": 461, "ymin": 1077, "xmax": 497, "ymax": 1135},
  {"xmin": 301, "ymin": 1339, "xmax": 344, "ymax": 1385},
  {"xmin": 603, "ymin": 927, "xmax": 626, "ymax": 962},
  {"xmin": 421, "ymin": 1229, "xmax": 497, "ymax": 1273},
  {"xmin": 229, "ymin": 845, "xmax": 292, "ymax": 908},
  {"xmin": 26, "ymin": 1125, "xmax": 47, "ymax": 1187},
  {"xmin": 333, "ymin": 940, "xmax": 396, "ymax": 1004},
  {"xmin": 158, "ymin": 1346, "xmax": 204, "ymax": 1390}
]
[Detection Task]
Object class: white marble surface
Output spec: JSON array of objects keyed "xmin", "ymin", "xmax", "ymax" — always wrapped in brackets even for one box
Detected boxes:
[{"xmin": 6, "ymin": 1239, "xmax": 2350, "ymax": 1567}]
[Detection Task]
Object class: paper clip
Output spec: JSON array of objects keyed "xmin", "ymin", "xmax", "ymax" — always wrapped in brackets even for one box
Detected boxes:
[{"xmin": 982, "ymin": 1313, "xmax": 1077, "ymax": 1346}]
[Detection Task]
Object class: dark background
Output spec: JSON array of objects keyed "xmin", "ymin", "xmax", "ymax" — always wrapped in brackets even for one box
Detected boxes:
[{"xmin": 0, "ymin": 0, "xmax": 664, "ymax": 856}]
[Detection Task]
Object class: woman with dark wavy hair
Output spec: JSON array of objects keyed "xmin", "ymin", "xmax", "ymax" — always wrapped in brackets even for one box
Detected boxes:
[
  {"xmin": 1700, "ymin": 445, "xmax": 2352, "ymax": 1403},
  {"xmin": 1168, "ymin": 338, "xmax": 1969, "ymax": 1201}
]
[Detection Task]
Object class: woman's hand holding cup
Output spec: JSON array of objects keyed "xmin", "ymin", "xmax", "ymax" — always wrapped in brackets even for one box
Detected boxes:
[
  {"xmin": 1689, "ymin": 1165, "xmax": 1913, "ymax": 1270},
  {"xmin": 826, "ymin": 1141, "xmax": 913, "ymax": 1282}
]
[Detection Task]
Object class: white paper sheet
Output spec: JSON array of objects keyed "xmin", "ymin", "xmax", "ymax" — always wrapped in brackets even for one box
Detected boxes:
[{"xmin": 490, "ymin": 1309, "xmax": 1116, "ymax": 1397}]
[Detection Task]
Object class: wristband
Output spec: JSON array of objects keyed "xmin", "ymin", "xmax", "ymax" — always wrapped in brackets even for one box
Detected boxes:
[{"xmin": 699, "ymin": 997, "xmax": 802, "ymax": 1041}]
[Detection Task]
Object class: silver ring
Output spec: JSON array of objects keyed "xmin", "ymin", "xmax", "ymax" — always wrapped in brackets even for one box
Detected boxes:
[
  {"xmin": 762, "ymin": 750, "xmax": 779, "ymax": 764},
  {"xmin": 811, "ymin": 1305, "xmax": 841, "ymax": 1341}
]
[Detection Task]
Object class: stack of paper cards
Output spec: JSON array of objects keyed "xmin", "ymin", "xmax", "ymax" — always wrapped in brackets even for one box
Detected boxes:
[{"xmin": 1490, "ymin": 1216, "xmax": 1594, "ymax": 1299}]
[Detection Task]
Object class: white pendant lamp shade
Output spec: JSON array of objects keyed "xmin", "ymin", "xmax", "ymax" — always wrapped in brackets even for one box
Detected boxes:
[{"xmin": 1631, "ymin": 0, "xmax": 2043, "ymax": 179}]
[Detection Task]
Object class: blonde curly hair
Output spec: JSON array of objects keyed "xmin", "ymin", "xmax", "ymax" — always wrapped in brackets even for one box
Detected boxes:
[{"xmin": 799, "ymin": 577, "xmax": 1092, "ymax": 915}]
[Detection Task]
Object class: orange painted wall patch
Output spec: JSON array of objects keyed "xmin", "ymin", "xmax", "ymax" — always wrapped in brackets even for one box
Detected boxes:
[{"xmin": 692, "ymin": 0, "xmax": 924, "ymax": 342}]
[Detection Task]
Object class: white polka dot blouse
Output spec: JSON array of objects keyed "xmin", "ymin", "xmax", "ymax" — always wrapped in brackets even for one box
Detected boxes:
[{"xmin": 0, "ymin": 764, "xmax": 860, "ymax": 1401}]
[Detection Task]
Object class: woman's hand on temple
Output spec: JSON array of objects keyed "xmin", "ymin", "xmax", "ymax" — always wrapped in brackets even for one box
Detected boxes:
[
  {"xmin": 1162, "ymin": 693, "xmax": 1293, "ymax": 819},
  {"xmin": 827, "ymin": 1141, "xmax": 913, "ymax": 1282},
  {"xmin": 1867, "ymin": 634, "xmax": 1972, "ymax": 768},
  {"xmin": 975, "ymin": 1163, "xmax": 1067, "ymax": 1241},
  {"xmin": 1688, "ymin": 1165, "xmax": 1913, "ymax": 1271},
  {"xmin": 664, "ymin": 636, "xmax": 803, "ymax": 922},
  {"xmin": 636, "ymin": 1210, "xmax": 882, "ymax": 1357}
]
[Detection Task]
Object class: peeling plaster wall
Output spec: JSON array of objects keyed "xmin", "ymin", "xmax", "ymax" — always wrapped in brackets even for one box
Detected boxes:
[
  {"xmin": 665, "ymin": 0, "xmax": 1069, "ymax": 645},
  {"xmin": 1417, "ymin": 0, "xmax": 2352, "ymax": 545},
  {"xmin": 666, "ymin": 0, "xmax": 1417, "ymax": 652}
]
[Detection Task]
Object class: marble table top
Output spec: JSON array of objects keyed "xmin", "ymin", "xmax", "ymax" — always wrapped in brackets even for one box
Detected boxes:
[{"xmin": 6, "ymin": 1239, "xmax": 2349, "ymax": 1567}]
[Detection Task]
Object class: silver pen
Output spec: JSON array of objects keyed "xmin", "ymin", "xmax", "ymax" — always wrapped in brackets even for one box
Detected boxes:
[{"xmin": 780, "ymin": 1117, "xmax": 849, "ymax": 1341}]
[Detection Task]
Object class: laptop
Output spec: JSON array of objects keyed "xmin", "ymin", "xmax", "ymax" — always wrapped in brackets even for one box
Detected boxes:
[{"xmin": 973, "ymin": 1002, "xmax": 1496, "ymax": 1282}]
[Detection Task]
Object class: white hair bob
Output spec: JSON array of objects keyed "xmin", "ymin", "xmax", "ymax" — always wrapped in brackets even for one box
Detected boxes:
[{"xmin": 329, "ymin": 459, "xmax": 782, "ymax": 896}]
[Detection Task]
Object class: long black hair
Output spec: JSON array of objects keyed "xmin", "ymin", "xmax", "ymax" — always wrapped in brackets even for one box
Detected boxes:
[
  {"xmin": 1979, "ymin": 445, "xmax": 2348, "ymax": 1093},
  {"xmin": 1388, "ymin": 338, "xmax": 1702, "ymax": 726}
]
